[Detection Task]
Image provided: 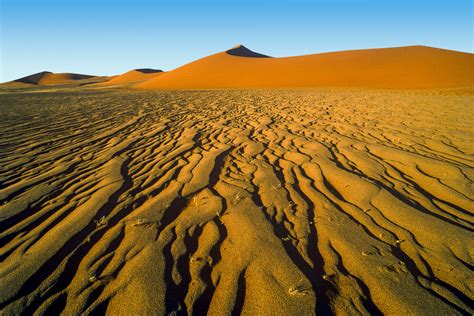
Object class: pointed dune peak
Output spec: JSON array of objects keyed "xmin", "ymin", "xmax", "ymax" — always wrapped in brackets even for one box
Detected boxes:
[{"xmin": 226, "ymin": 44, "xmax": 271, "ymax": 58}]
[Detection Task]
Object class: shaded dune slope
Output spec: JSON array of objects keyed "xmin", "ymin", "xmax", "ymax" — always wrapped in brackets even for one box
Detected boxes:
[
  {"xmin": 226, "ymin": 44, "xmax": 271, "ymax": 58},
  {"xmin": 136, "ymin": 45, "xmax": 474, "ymax": 89}
]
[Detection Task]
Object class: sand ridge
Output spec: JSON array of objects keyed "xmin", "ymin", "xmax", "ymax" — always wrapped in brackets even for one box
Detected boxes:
[{"xmin": 0, "ymin": 89, "xmax": 472, "ymax": 314}]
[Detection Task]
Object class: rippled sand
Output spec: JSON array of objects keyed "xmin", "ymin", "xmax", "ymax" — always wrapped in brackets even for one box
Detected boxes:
[{"xmin": 0, "ymin": 89, "xmax": 472, "ymax": 315}]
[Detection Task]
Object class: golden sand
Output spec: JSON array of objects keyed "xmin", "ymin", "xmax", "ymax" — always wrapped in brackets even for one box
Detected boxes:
[{"xmin": 0, "ymin": 87, "xmax": 472, "ymax": 314}]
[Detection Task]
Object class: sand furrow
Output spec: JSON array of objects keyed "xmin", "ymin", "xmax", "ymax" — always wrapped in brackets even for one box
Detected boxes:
[{"xmin": 0, "ymin": 89, "xmax": 472, "ymax": 315}]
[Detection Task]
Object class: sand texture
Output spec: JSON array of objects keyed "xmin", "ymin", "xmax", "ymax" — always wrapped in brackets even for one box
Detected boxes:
[{"xmin": 0, "ymin": 88, "xmax": 472, "ymax": 315}]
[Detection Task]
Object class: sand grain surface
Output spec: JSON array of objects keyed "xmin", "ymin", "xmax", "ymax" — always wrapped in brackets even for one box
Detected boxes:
[{"xmin": 0, "ymin": 89, "xmax": 472, "ymax": 315}]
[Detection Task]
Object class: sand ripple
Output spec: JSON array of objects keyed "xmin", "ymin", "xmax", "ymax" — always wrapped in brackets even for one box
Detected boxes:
[{"xmin": 0, "ymin": 89, "xmax": 472, "ymax": 314}]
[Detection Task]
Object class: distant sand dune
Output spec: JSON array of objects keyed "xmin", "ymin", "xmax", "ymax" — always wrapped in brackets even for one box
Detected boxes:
[
  {"xmin": 136, "ymin": 45, "xmax": 474, "ymax": 89},
  {"xmin": 12, "ymin": 71, "xmax": 96, "ymax": 85},
  {"xmin": 3, "ymin": 45, "xmax": 472, "ymax": 90},
  {"xmin": 100, "ymin": 69, "xmax": 163, "ymax": 86}
]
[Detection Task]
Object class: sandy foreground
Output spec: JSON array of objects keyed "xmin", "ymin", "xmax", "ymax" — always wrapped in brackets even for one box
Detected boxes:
[{"xmin": 0, "ymin": 88, "xmax": 472, "ymax": 315}]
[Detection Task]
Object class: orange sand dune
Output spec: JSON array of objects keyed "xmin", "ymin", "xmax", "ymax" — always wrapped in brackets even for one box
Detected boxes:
[
  {"xmin": 101, "ymin": 69, "xmax": 163, "ymax": 86},
  {"xmin": 11, "ymin": 71, "xmax": 96, "ymax": 85},
  {"xmin": 136, "ymin": 45, "xmax": 474, "ymax": 90}
]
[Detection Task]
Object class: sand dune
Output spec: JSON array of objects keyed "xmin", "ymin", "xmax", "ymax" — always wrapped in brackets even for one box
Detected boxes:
[
  {"xmin": 136, "ymin": 45, "xmax": 474, "ymax": 89},
  {"xmin": 0, "ymin": 87, "xmax": 472, "ymax": 314},
  {"xmin": 100, "ymin": 69, "xmax": 163, "ymax": 86},
  {"xmin": 10, "ymin": 71, "xmax": 96, "ymax": 86}
]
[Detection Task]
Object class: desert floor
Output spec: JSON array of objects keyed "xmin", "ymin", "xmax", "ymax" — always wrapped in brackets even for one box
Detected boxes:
[{"xmin": 0, "ymin": 88, "xmax": 472, "ymax": 315}]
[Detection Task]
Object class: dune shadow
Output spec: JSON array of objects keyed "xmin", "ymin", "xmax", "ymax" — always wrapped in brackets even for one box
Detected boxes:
[
  {"xmin": 135, "ymin": 68, "xmax": 163, "ymax": 74},
  {"xmin": 226, "ymin": 45, "xmax": 271, "ymax": 58}
]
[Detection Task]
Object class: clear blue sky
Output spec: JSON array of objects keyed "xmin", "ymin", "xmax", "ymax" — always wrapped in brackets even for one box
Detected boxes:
[{"xmin": 1, "ymin": 0, "xmax": 472, "ymax": 82}]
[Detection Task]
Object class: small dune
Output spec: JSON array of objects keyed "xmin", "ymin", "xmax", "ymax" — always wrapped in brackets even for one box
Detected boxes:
[
  {"xmin": 100, "ymin": 69, "xmax": 163, "ymax": 86},
  {"xmin": 136, "ymin": 45, "xmax": 474, "ymax": 89},
  {"xmin": 11, "ymin": 71, "xmax": 97, "ymax": 85}
]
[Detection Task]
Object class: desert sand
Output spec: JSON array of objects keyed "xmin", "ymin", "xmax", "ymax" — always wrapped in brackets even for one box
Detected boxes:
[{"xmin": 0, "ymin": 46, "xmax": 473, "ymax": 315}]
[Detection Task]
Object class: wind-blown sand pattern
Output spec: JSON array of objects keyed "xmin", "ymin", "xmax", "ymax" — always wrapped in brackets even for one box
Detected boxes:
[{"xmin": 0, "ymin": 89, "xmax": 473, "ymax": 315}]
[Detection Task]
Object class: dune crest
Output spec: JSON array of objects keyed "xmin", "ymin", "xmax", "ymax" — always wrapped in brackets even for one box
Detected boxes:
[{"xmin": 136, "ymin": 45, "xmax": 474, "ymax": 89}]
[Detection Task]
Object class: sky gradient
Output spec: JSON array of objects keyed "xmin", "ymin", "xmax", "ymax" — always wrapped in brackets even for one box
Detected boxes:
[{"xmin": 1, "ymin": 0, "xmax": 472, "ymax": 82}]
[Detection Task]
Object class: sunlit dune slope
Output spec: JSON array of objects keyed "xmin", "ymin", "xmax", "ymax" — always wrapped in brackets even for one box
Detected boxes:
[
  {"xmin": 101, "ymin": 69, "xmax": 163, "ymax": 86},
  {"xmin": 10, "ymin": 71, "xmax": 96, "ymax": 85},
  {"xmin": 136, "ymin": 45, "xmax": 474, "ymax": 89}
]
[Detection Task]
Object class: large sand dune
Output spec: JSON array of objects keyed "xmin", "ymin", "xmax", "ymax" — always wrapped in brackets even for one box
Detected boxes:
[
  {"xmin": 136, "ymin": 45, "xmax": 474, "ymax": 89},
  {"xmin": 0, "ymin": 87, "xmax": 472, "ymax": 315}
]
